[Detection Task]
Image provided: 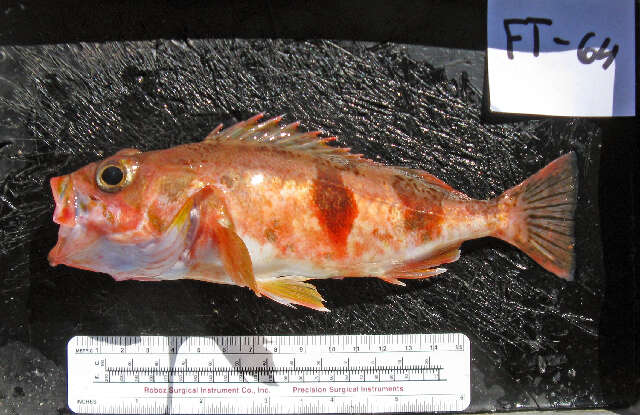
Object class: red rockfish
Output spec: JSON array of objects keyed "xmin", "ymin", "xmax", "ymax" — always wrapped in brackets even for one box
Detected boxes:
[{"xmin": 49, "ymin": 115, "xmax": 577, "ymax": 311}]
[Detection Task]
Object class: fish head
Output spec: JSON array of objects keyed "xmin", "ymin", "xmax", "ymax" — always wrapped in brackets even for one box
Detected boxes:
[
  {"xmin": 48, "ymin": 147, "xmax": 199, "ymax": 278},
  {"xmin": 51, "ymin": 148, "xmax": 143, "ymax": 228}
]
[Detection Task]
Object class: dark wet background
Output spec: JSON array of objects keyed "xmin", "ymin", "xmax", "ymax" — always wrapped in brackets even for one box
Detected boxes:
[{"xmin": 0, "ymin": 1, "xmax": 638, "ymax": 414}]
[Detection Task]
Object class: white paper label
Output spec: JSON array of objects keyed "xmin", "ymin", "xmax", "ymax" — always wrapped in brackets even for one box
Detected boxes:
[{"xmin": 487, "ymin": 0, "xmax": 635, "ymax": 116}]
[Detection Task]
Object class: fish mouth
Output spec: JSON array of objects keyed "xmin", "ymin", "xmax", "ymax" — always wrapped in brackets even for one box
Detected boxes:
[
  {"xmin": 49, "ymin": 174, "xmax": 85, "ymax": 267},
  {"xmin": 50, "ymin": 175, "xmax": 76, "ymax": 227}
]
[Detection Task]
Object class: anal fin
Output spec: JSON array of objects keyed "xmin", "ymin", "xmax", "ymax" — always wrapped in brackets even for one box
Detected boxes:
[
  {"xmin": 378, "ymin": 277, "xmax": 406, "ymax": 286},
  {"xmin": 386, "ymin": 267, "xmax": 447, "ymax": 279},
  {"xmin": 378, "ymin": 268, "xmax": 447, "ymax": 286},
  {"xmin": 380, "ymin": 245, "xmax": 460, "ymax": 283},
  {"xmin": 257, "ymin": 277, "xmax": 329, "ymax": 312}
]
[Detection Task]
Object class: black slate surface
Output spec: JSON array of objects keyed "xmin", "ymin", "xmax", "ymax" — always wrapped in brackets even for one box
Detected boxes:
[{"xmin": 0, "ymin": 2, "xmax": 638, "ymax": 414}]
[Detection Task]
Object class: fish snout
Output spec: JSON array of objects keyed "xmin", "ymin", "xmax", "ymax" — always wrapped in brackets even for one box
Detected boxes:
[{"xmin": 51, "ymin": 175, "xmax": 76, "ymax": 226}]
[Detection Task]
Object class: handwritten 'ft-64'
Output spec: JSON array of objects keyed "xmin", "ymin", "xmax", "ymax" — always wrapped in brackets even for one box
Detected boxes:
[{"xmin": 503, "ymin": 17, "xmax": 619, "ymax": 69}]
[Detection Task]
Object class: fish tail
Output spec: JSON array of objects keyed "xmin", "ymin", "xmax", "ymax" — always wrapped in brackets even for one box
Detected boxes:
[{"xmin": 492, "ymin": 152, "xmax": 578, "ymax": 280}]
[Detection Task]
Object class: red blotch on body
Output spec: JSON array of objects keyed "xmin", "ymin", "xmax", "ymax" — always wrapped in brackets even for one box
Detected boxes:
[
  {"xmin": 392, "ymin": 174, "xmax": 446, "ymax": 242},
  {"xmin": 312, "ymin": 169, "xmax": 358, "ymax": 257}
]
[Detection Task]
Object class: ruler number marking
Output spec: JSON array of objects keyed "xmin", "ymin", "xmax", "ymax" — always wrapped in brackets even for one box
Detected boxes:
[{"xmin": 70, "ymin": 334, "xmax": 470, "ymax": 414}]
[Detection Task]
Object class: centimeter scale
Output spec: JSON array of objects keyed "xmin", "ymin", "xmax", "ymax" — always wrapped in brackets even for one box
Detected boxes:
[{"xmin": 68, "ymin": 334, "xmax": 470, "ymax": 414}]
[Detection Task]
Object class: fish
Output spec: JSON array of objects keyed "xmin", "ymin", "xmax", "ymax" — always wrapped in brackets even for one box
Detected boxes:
[{"xmin": 48, "ymin": 114, "xmax": 578, "ymax": 311}]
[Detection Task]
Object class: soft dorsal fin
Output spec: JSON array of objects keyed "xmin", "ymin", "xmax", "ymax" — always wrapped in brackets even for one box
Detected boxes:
[
  {"xmin": 203, "ymin": 113, "xmax": 368, "ymax": 162},
  {"xmin": 395, "ymin": 167, "xmax": 456, "ymax": 192},
  {"xmin": 203, "ymin": 123, "xmax": 224, "ymax": 141}
]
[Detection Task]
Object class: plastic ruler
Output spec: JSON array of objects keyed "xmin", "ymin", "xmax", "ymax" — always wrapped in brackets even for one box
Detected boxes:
[{"xmin": 67, "ymin": 334, "xmax": 470, "ymax": 414}]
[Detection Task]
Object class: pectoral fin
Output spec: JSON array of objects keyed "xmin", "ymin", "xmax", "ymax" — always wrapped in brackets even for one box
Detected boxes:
[
  {"xmin": 214, "ymin": 223, "xmax": 258, "ymax": 293},
  {"xmin": 193, "ymin": 187, "xmax": 258, "ymax": 293},
  {"xmin": 257, "ymin": 277, "xmax": 328, "ymax": 312}
]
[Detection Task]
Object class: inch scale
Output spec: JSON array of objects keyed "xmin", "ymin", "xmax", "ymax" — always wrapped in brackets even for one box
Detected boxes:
[{"xmin": 68, "ymin": 334, "xmax": 470, "ymax": 414}]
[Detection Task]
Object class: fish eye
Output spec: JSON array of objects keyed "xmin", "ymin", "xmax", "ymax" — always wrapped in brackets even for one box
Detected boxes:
[
  {"xmin": 102, "ymin": 166, "xmax": 124, "ymax": 185},
  {"xmin": 96, "ymin": 162, "xmax": 129, "ymax": 192}
]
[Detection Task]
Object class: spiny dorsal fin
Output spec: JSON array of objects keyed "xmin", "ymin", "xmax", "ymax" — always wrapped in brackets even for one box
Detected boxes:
[{"xmin": 203, "ymin": 113, "xmax": 368, "ymax": 162}]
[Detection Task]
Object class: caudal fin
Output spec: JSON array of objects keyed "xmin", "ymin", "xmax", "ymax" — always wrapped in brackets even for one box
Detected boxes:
[{"xmin": 493, "ymin": 152, "xmax": 578, "ymax": 280}]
